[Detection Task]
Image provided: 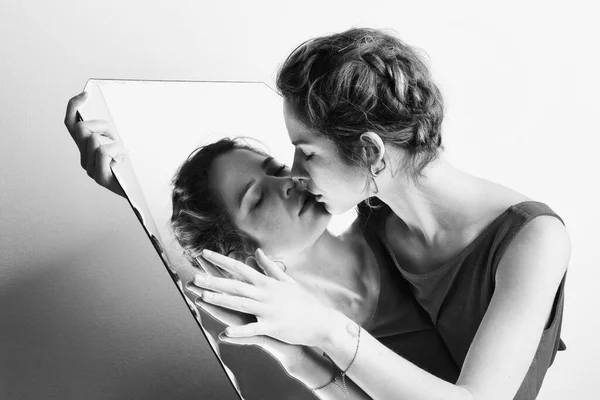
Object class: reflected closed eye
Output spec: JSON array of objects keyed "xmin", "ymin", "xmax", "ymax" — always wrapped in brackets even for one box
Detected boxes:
[
  {"xmin": 252, "ymin": 192, "xmax": 264, "ymax": 211},
  {"xmin": 275, "ymin": 164, "xmax": 287, "ymax": 176},
  {"xmin": 253, "ymin": 164, "xmax": 287, "ymax": 212}
]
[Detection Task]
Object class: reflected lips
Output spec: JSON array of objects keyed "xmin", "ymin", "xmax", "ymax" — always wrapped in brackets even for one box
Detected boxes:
[{"xmin": 298, "ymin": 193, "xmax": 313, "ymax": 215}]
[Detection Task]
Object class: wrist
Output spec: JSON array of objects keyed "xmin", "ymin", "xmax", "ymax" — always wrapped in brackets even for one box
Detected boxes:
[{"xmin": 317, "ymin": 309, "xmax": 355, "ymax": 354}]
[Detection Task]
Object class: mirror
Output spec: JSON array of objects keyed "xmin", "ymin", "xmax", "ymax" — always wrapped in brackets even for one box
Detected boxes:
[
  {"xmin": 79, "ymin": 79, "xmax": 367, "ymax": 400},
  {"xmin": 80, "ymin": 79, "xmax": 463, "ymax": 399}
]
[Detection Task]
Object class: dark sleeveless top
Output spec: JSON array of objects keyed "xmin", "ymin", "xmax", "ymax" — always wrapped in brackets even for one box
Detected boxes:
[
  {"xmin": 361, "ymin": 201, "xmax": 567, "ymax": 399},
  {"xmin": 361, "ymin": 223, "xmax": 460, "ymax": 383}
]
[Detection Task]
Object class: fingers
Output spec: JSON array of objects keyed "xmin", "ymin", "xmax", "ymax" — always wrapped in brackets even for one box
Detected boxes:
[
  {"xmin": 84, "ymin": 132, "xmax": 122, "ymax": 175},
  {"xmin": 255, "ymin": 249, "xmax": 292, "ymax": 282},
  {"xmin": 218, "ymin": 332, "xmax": 268, "ymax": 347},
  {"xmin": 202, "ymin": 249, "xmax": 266, "ymax": 285},
  {"xmin": 244, "ymin": 256, "xmax": 272, "ymax": 277},
  {"xmin": 75, "ymin": 120, "xmax": 112, "ymax": 169},
  {"xmin": 192, "ymin": 274, "xmax": 263, "ymax": 300},
  {"xmin": 80, "ymin": 119, "xmax": 117, "ymax": 140},
  {"xmin": 86, "ymin": 133, "xmax": 101, "ymax": 179},
  {"xmin": 224, "ymin": 322, "xmax": 270, "ymax": 338},
  {"xmin": 197, "ymin": 291, "xmax": 266, "ymax": 316},
  {"xmin": 64, "ymin": 92, "xmax": 88, "ymax": 135},
  {"xmin": 93, "ymin": 142, "xmax": 123, "ymax": 186}
]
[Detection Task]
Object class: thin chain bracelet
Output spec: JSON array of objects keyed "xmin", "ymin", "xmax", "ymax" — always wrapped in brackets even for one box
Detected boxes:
[
  {"xmin": 311, "ymin": 363, "xmax": 338, "ymax": 392},
  {"xmin": 312, "ymin": 325, "xmax": 362, "ymax": 398},
  {"xmin": 340, "ymin": 325, "xmax": 361, "ymax": 397}
]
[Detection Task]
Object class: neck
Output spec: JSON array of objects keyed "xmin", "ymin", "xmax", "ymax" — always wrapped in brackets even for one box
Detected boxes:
[
  {"xmin": 284, "ymin": 229, "xmax": 364, "ymax": 281},
  {"xmin": 281, "ymin": 228, "xmax": 374, "ymax": 318},
  {"xmin": 376, "ymin": 154, "xmax": 481, "ymax": 243}
]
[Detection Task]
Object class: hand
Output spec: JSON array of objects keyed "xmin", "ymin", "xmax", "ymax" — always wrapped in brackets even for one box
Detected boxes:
[
  {"xmin": 190, "ymin": 248, "xmax": 342, "ymax": 348},
  {"xmin": 64, "ymin": 92, "xmax": 127, "ymax": 197}
]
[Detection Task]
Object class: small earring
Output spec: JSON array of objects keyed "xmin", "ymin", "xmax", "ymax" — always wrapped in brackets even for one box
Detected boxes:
[
  {"xmin": 273, "ymin": 260, "xmax": 287, "ymax": 272},
  {"xmin": 370, "ymin": 159, "xmax": 386, "ymax": 178}
]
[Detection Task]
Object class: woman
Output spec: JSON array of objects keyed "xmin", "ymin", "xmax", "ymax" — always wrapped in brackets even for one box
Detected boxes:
[
  {"xmin": 191, "ymin": 28, "xmax": 569, "ymax": 400},
  {"xmin": 63, "ymin": 97, "xmax": 459, "ymax": 398}
]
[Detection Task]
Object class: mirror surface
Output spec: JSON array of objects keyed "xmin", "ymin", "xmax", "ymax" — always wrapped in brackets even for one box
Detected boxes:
[{"xmin": 80, "ymin": 79, "xmax": 364, "ymax": 400}]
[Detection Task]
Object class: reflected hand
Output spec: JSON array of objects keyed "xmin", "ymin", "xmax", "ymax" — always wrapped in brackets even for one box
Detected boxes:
[
  {"xmin": 64, "ymin": 92, "xmax": 127, "ymax": 197},
  {"xmin": 191, "ymin": 248, "xmax": 341, "ymax": 348}
]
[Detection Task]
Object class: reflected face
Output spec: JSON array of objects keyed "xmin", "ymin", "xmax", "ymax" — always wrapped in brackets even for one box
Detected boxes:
[
  {"xmin": 283, "ymin": 101, "xmax": 370, "ymax": 215},
  {"xmin": 210, "ymin": 149, "xmax": 331, "ymax": 258}
]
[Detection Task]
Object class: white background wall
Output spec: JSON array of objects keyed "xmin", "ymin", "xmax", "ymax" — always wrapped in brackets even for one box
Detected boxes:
[{"xmin": 1, "ymin": 1, "xmax": 598, "ymax": 399}]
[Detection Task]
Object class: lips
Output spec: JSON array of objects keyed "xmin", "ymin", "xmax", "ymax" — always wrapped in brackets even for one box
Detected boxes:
[{"xmin": 298, "ymin": 192, "xmax": 314, "ymax": 216}]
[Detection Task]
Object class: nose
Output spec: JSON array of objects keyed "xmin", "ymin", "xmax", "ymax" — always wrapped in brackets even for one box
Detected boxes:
[
  {"xmin": 277, "ymin": 177, "xmax": 297, "ymax": 199},
  {"xmin": 291, "ymin": 149, "xmax": 310, "ymax": 181}
]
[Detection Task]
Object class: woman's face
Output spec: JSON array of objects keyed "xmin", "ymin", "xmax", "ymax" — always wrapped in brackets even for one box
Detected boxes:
[
  {"xmin": 210, "ymin": 148, "xmax": 331, "ymax": 258},
  {"xmin": 283, "ymin": 101, "xmax": 370, "ymax": 215}
]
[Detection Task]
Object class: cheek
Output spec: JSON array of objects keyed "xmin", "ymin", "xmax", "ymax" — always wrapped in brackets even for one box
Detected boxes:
[
  {"xmin": 332, "ymin": 164, "xmax": 365, "ymax": 193},
  {"xmin": 255, "ymin": 215, "xmax": 282, "ymax": 237},
  {"xmin": 250, "ymin": 207, "xmax": 290, "ymax": 244},
  {"xmin": 310, "ymin": 160, "xmax": 338, "ymax": 186}
]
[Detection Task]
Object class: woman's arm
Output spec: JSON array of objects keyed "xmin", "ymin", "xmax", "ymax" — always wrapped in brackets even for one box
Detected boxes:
[
  {"xmin": 317, "ymin": 216, "xmax": 569, "ymax": 400},
  {"xmin": 197, "ymin": 217, "xmax": 569, "ymax": 400},
  {"xmin": 188, "ymin": 279, "xmax": 372, "ymax": 399}
]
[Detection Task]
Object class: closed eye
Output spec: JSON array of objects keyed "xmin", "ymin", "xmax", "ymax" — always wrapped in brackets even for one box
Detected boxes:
[
  {"xmin": 252, "ymin": 192, "xmax": 264, "ymax": 211},
  {"xmin": 253, "ymin": 165, "xmax": 285, "ymax": 212},
  {"xmin": 251, "ymin": 162, "xmax": 288, "ymax": 212},
  {"xmin": 275, "ymin": 164, "xmax": 287, "ymax": 175},
  {"xmin": 300, "ymin": 151, "xmax": 314, "ymax": 161}
]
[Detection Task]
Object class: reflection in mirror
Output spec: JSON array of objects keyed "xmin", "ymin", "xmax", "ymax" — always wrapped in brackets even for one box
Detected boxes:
[
  {"xmin": 81, "ymin": 79, "xmax": 366, "ymax": 400},
  {"xmin": 79, "ymin": 79, "xmax": 455, "ymax": 399}
]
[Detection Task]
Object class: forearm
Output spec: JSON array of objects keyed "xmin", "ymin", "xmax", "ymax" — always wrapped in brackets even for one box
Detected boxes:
[{"xmin": 318, "ymin": 310, "xmax": 473, "ymax": 400}]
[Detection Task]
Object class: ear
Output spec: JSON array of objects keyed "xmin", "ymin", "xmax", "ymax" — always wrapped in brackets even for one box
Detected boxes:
[{"xmin": 359, "ymin": 132, "xmax": 386, "ymax": 166}]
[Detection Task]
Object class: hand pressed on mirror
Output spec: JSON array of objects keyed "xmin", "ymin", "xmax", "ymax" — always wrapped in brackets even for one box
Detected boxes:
[
  {"xmin": 278, "ymin": 28, "xmax": 570, "ymax": 400},
  {"xmin": 65, "ymin": 80, "xmax": 464, "ymax": 399},
  {"xmin": 192, "ymin": 248, "xmax": 342, "ymax": 348},
  {"xmin": 188, "ymin": 288, "xmax": 371, "ymax": 400}
]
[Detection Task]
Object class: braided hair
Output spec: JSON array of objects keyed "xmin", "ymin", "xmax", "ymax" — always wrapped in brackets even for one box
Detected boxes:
[{"xmin": 276, "ymin": 27, "xmax": 444, "ymax": 181}]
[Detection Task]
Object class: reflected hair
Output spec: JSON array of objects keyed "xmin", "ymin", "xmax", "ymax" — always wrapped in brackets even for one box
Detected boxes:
[
  {"xmin": 276, "ymin": 27, "xmax": 444, "ymax": 181},
  {"xmin": 171, "ymin": 137, "xmax": 265, "ymax": 268}
]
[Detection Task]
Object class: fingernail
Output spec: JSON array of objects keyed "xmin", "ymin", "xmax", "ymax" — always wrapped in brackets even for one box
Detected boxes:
[
  {"xmin": 194, "ymin": 275, "xmax": 205, "ymax": 285},
  {"xmin": 255, "ymin": 248, "xmax": 264, "ymax": 257},
  {"xmin": 202, "ymin": 291, "xmax": 213, "ymax": 300},
  {"xmin": 202, "ymin": 249, "xmax": 214, "ymax": 257}
]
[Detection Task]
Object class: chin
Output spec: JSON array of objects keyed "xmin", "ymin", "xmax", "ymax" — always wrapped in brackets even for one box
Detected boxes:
[
  {"xmin": 311, "ymin": 211, "xmax": 333, "ymax": 237},
  {"xmin": 323, "ymin": 201, "xmax": 354, "ymax": 216}
]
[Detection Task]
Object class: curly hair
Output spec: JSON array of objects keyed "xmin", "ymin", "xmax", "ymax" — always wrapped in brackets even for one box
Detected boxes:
[
  {"xmin": 170, "ymin": 138, "xmax": 263, "ymax": 267},
  {"xmin": 276, "ymin": 27, "xmax": 444, "ymax": 180}
]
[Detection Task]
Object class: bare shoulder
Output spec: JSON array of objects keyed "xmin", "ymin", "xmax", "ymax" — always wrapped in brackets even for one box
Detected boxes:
[
  {"xmin": 506, "ymin": 215, "xmax": 570, "ymax": 259},
  {"xmin": 496, "ymin": 215, "xmax": 570, "ymax": 289},
  {"xmin": 478, "ymin": 177, "xmax": 532, "ymax": 214}
]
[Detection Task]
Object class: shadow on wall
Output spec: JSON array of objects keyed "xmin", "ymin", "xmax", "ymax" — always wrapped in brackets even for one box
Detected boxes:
[{"xmin": 0, "ymin": 253, "xmax": 235, "ymax": 400}]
